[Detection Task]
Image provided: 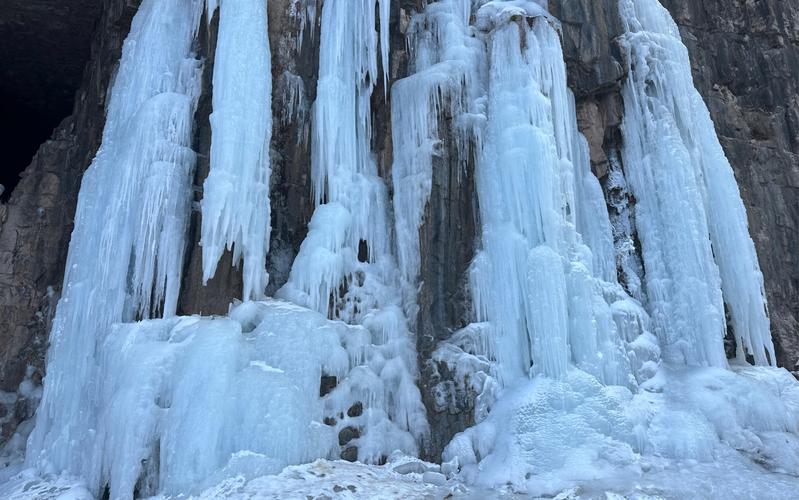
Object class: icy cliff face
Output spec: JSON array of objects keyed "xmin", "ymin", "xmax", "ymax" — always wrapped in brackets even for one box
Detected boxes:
[{"xmin": 1, "ymin": 0, "xmax": 798, "ymax": 498}]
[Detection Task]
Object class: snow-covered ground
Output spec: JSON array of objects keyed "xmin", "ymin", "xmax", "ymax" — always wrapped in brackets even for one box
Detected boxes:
[{"xmin": 2, "ymin": 453, "xmax": 799, "ymax": 500}]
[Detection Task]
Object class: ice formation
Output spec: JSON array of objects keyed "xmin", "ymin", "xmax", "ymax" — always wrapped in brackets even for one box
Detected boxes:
[
  {"xmin": 7, "ymin": 0, "xmax": 799, "ymax": 498},
  {"xmin": 277, "ymin": 0, "xmax": 428, "ymax": 461},
  {"xmin": 83, "ymin": 300, "xmax": 422, "ymax": 497},
  {"xmin": 390, "ymin": 0, "xmax": 485, "ymax": 314},
  {"xmin": 618, "ymin": 0, "xmax": 774, "ymax": 367},
  {"xmin": 385, "ymin": 0, "xmax": 796, "ymax": 495},
  {"xmin": 25, "ymin": 0, "xmax": 205, "ymax": 483},
  {"xmin": 200, "ymin": 0, "xmax": 273, "ymax": 301}
]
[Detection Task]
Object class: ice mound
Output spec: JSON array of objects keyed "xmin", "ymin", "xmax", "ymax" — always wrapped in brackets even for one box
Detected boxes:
[
  {"xmin": 443, "ymin": 364, "xmax": 799, "ymax": 496},
  {"xmin": 74, "ymin": 300, "xmax": 422, "ymax": 498}
]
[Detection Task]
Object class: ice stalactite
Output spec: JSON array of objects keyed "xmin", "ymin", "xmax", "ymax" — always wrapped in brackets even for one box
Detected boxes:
[
  {"xmin": 618, "ymin": 0, "xmax": 774, "ymax": 367},
  {"xmin": 391, "ymin": 0, "xmax": 486, "ymax": 320},
  {"xmin": 439, "ymin": 2, "xmax": 794, "ymax": 494},
  {"xmin": 278, "ymin": 0, "xmax": 429, "ymax": 461},
  {"xmin": 25, "ymin": 0, "xmax": 205, "ymax": 489},
  {"xmin": 467, "ymin": 1, "xmax": 648, "ymax": 388},
  {"xmin": 200, "ymin": 0, "xmax": 273, "ymax": 301}
]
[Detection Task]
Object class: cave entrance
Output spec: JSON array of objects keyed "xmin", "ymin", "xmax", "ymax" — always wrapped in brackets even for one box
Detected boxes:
[
  {"xmin": 0, "ymin": 1, "xmax": 104, "ymax": 203},
  {"xmin": 0, "ymin": 94, "xmax": 74, "ymax": 202}
]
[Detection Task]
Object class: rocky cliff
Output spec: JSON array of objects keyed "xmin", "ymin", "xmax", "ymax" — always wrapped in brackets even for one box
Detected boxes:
[{"xmin": 0, "ymin": 0, "xmax": 797, "ymax": 450}]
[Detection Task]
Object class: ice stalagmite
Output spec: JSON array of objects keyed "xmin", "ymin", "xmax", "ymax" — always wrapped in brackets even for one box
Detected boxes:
[
  {"xmin": 618, "ymin": 0, "xmax": 774, "ymax": 366},
  {"xmin": 200, "ymin": 0, "xmax": 273, "ymax": 301},
  {"xmin": 25, "ymin": 0, "xmax": 204, "ymax": 489},
  {"xmin": 278, "ymin": 0, "xmax": 429, "ymax": 462}
]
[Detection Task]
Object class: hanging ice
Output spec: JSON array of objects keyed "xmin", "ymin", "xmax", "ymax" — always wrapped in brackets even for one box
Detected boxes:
[
  {"xmin": 8, "ymin": 0, "xmax": 798, "ymax": 498},
  {"xmin": 200, "ymin": 0, "xmax": 273, "ymax": 301},
  {"xmin": 466, "ymin": 1, "xmax": 645, "ymax": 387},
  {"xmin": 390, "ymin": 0, "xmax": 486, "ymax": 316},
  {"xmin": 277, "ymin": 0, "xmax": 429, "ymax": 461},
  {"xmin": 433, "ymin": 0, "xmax": 652, "ymax": 490},
  {"xmin": 618, "ymin": 0, "xmax": 774, "ymax": 367},
  {"xmin": 25, "ymin": 0, "xmax": 204, "ymax": 485},
  {"xmin": 438, "ymin": 1, "xmax": 795, "ymax": 494}
]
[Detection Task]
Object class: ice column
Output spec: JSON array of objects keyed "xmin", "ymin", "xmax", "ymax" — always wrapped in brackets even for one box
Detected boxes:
[
  {"xmin": 277, "ymin": 0, "xmax": 429, "ymax": 459},
  {"xmin": 618, "ymin": 0, "xmax": 774, "ymax": 366},
  {"xmin": 469, "ymin": 2, "xmax": 639, "ymax": 387},
  {"xmin": 391, "ymin": 0, "xmax": 486, "ymax": 318},
  {"xmin": 200, "ymin": 0, "xmax": 273, "ymax": 301},
  {"xmin": 26, "ymin": 0, "xmax": 204, "ymax": 480}
]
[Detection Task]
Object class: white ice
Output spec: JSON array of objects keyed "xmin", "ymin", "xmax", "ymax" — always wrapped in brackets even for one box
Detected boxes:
[
  {"xmin": 25, "ymin": 0, "xmax": 204, "ymax": 486},
  {"xmin": 11, "ymin": 0, "xmax": 797, "ymax": 498},
  {"xmin": 200, "ymin": 0, "xmax": 273, "ymax": 301},
  {"xmin": 618, "ymin": 0, "xmax": 774, "ymax": 367},
  {"xmin": 278, "ymin": 0, "xmax": 428, "ymax": 466}
]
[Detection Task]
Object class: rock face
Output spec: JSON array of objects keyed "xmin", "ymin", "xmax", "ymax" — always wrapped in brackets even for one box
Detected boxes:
[
  {"xmin": 659, "ymin": 0, "xmax": 799, "ymax": 369},
  {"xmin": 0, "ymin": 0, "xmax": 797, "ymax": 453}
]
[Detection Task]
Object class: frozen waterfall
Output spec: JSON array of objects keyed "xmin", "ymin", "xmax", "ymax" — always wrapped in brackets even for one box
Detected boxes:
[
  {"xmin": 618, "ymin": 0, "xmax": 774, "ymax": 367},
  {"xmin": 25, "ymin": 0, "xmax": 205, "ymax": 486},
  {"xmin": 5, "ymin": 0, "xmax": 798, "ymax": 498}
]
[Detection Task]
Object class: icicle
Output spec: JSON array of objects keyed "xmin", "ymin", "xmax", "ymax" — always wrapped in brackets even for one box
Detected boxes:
[
  {"xmin": 200, "ymin": 0, "xmax": 273, "ymax": 301},
  {"xmin": 469, "ymin": 4, "xmax": 639, "ymax": 385},
  {"xmin": 618, "ymin": 0, "xmax": 774, "ymax": 366},
  {"xmin": 277, "ymin": 0, "xmax": 429, "ymax": 461},
  {"xmin": 391, "ymin": 0, "xmax": 486, "ymax": 318},
  {"xmin": 26, "ymin": 0, "xmax": 204, "ymax": 490}
]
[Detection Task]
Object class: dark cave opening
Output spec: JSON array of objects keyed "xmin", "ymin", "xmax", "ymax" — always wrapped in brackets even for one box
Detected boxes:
[
  {"xmin": 0, "ymin": 0, "xmax": 105, "ymax": 203},
  {"xmin": 0, "ymin": 93, "xmax": 74, "ymax": 202}
]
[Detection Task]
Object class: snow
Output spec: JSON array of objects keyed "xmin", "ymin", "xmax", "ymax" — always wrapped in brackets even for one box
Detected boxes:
[
  {"xmin": 441, "ymin": 364, "xmax": 799, "ymax": 497},
  {"xmin": 200, "ymin": 0, "xmax": 273, "ymax": 301},
  {"xmin": 618, "ymin": 0, "xmax": 774, "ymax": 367},
  {"xmin": 25, "ymin": 0, "xmax": 204, "ymax": 486}
]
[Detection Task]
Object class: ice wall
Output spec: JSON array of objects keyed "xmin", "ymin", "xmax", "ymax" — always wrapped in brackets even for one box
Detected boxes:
[
  {"xmin": 14, "ymin": 0, "xmax": 796, "ymax": 497},
  {"xmin": 25, "ymin": 0, "xmax": 204, "ymax": 483},
  {"xmin": 618, "ymin": 0, "xmax": 774, "ymax": 367},
  {"xmin": 437, "ymin": 1, "xmax": 795, "ymax": 494},
  {"xmin": 200, "ymin": 0, "xmax": 273, "ymax": 301},
  {"xmin": 86, "ymin": 299, "xmax": 418, "ymax": 498}
]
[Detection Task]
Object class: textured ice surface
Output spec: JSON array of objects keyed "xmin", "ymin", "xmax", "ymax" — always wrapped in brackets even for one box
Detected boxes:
[
  {"xmin": 25, "ymin": 0, "xmax": 204, "ymax": 486},
  {"xmin": 200, "ymin": 0, "xmax": 273, "ymax": 301},
  {"xmin": 277, "ymin": 0, "xmax": 428, "ymax": 463},
  {"xmin": 442, "ymin": 363, "xmax": 799, "ymax": 496},
  {"xmin": 430, "ymin": 0, "xmax": 798, "ymax": 495},
  {"xmin": 466, "ymin": 1, "xmax": 647, "ymax": 387},
  {"xmin": 618, "ymin": 0, "xmax": 773, "ymax": 367},
  {"xmin": 23, "ymin": 300, "xmax": 423, "ymax": 498}
]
